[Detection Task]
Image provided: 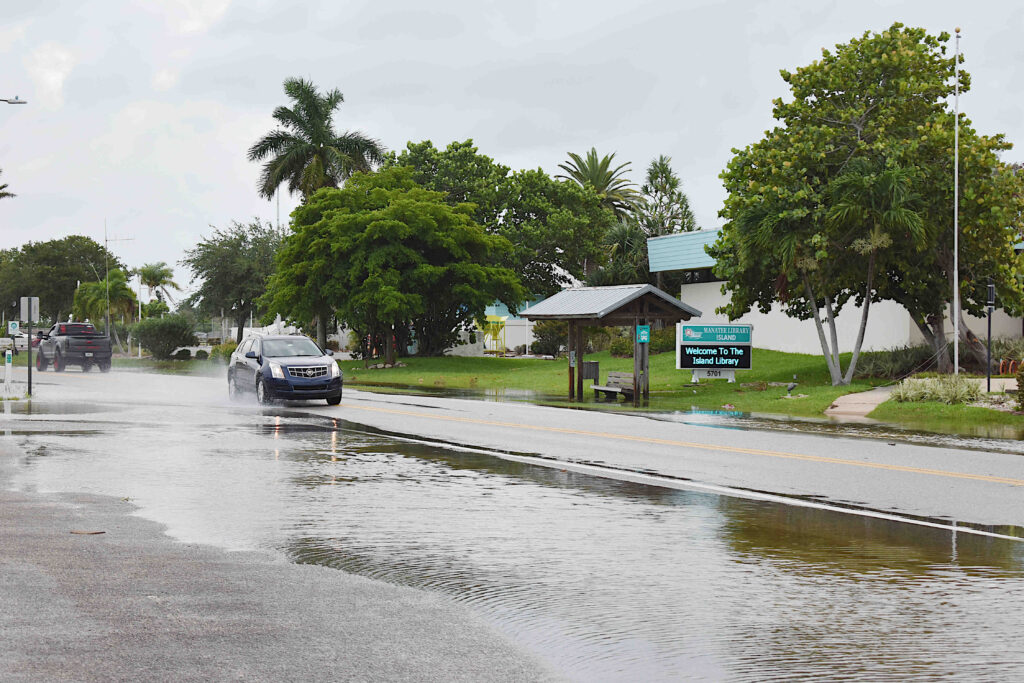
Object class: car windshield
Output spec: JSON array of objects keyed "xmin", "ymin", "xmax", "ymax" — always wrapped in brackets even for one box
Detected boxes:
[{"xmin": 262, "ymin": 338, "xmax": 323, "ymax": 358}]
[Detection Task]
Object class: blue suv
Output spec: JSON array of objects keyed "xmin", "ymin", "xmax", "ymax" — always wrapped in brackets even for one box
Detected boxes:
[{"xmin": 228, "ymin": 334, "xmax": 343, "ymax": 405}]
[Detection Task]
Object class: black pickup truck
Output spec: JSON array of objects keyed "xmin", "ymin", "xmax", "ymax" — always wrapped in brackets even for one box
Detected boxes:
[{"xmin": 35, "ymin": 322, "xmax": 113, "ymax": 372}]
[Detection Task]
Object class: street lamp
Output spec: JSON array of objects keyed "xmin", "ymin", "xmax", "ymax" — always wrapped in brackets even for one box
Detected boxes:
[{"xmin": 1, "ymin": 96, "xmax": 27, "ymax": 104}]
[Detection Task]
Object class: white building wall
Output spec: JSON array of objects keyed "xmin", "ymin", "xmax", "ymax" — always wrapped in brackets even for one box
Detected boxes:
[{"xmin": 679, "ymin": 281, "xmax": 1022, "ymax": 354}]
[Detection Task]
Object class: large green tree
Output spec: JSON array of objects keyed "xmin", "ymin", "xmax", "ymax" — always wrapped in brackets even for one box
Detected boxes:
[
  {"xmin": 248, "ymin": 77, "xmax": 385, "ymax": 202},
  {"xmin": 263, "ymin": 167, "xmax": 524, "ymax": 358},
  {"xmin": 711, "ymin": 23, "xmax": 1023, "ymax": 381},
  {"xmin": 556, "ymin": 147, "xmax": 638, "ymax": 218},
  {"xmin": 0, "ymin": 236, "xmax": 124, "ymax": 324},
  {"xmin": 635, "ymin": 155, "xmax": 697, "ymax": 237},
  {"xmin": 387, "ymin": 139, "xmax": 615, "ymax": 297},
  {"xmin": 72, "ymin": 269, "xmax": 138, "ymax": 351},
  {"xmin": 181, "ymin": 220, "xmax": 282, "ymax": 343}
]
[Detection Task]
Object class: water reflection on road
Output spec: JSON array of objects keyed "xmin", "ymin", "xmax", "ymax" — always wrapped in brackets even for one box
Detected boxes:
[{"xmin": 6, "ymin": 401, "xmax": 1024, "ymax": 680}]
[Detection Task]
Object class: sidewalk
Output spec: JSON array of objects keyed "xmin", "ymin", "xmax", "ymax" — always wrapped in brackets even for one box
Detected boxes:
[{"xmin": 823, "ymin": 386, "xmax": 893, "ymax": 420}]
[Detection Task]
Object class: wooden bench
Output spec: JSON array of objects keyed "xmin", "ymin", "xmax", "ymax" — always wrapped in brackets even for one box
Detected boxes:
[{"xmin": 592, "ymin": 371, "xmax": 635, "ymax": 401}]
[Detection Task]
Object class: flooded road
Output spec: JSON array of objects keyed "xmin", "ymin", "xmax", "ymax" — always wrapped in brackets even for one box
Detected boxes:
[{"xmin": 4, "ymin": 381, "xmax": 1024, "ymax": 680}]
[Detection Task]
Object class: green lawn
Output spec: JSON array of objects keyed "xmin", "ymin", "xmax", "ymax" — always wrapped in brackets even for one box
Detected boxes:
[
  {"xmin": 869, "ymin": 399, "xmax": 1024, "ymax": 437},
  {"xmin": 340, "ymin": 349, "xmax": 884, "ymax": 418}
]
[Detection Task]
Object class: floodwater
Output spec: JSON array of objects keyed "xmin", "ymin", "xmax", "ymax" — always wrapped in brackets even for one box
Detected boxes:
[{"xmin": 4, "ymin": 398, "xmax": 1024, "ymax": 680}]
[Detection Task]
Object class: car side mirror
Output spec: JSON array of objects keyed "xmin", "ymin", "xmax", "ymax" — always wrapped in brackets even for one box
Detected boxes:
[
  {"xmin": 325, "ymin": 349, "xmax": 334, "ymax": 356},
  {"xmin": 245, "ymin": 351, "xmax": 257, "ymax": 359}
]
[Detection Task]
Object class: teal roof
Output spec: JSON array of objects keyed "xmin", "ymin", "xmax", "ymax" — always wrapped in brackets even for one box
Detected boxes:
[
  {"xmin": 1016, "ymin": 241, "xmax": 1023, "ymax": 250},
  {"xmin": 647, "ymin": 229, "xmax": 721, "ymax": 273}
]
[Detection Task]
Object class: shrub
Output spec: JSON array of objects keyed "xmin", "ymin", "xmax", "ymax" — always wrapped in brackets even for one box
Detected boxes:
[
  {"xmin": 610, "ymin": 336, "xmax": 632, "ymax": 358},
  {"xmin": 650, "ymin": 327, "xmax": 675, "ymax": 354},
  {"xmin": 530, "ymin": 320, "xmax": 567, "ymax": 356},
  {"xmin": 134, "ymin": 315, "xmax": 198, "ymax": 360},
  {"xmin": 585, "ymin": 327, "xmax": 611, "ymax": 353},
  {"xmin": 209, "ymin": 342, "xmax": 237, "ymax": 363},
  {"xmin": 174, "ymin": 348, "xmax": 192, "ymax": 361},
  {"xmin": 891, "ymin": 375, "xmax": 981, "ymax": 405},
  {"xmin": 325, "ymin": 339, "xmax": 341, "ymax": 351},
  {"xmin": 194, "ymin": 349, "xmax": 209, "ymax": 361},
  {"xmin": 855, "ymin": 344, "xmax": 937, "ymax": 379}
]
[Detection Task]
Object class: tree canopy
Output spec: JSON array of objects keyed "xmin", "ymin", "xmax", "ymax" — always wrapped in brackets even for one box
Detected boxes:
[
  {"xmin": 0, "ymin": 168, "xmax": 13, "ymax": 200},
  {"xmin": 0, "ymin": 236, "xmax": 124, "ymax": 324},
  {"xmin": 710, "ymin": 23, "xmax": 1024, "ymax": 381},
  {"xmin": 180, "ymin": 220, "xmax": 282, "ymax": 343},
  {"xmin": 248, "ymin": 78, "xmax": 385, "ymax": 201},
  {"xmin": 135, "ymin": 262, "xmax": 180, "ymax": 304},
  {"xmin": 387, "ymin": 139, "xmax": 615, "ymax": 297},
  {"xmin": 262, "ymin": 166, "xmax": 524, "ymax": 358}
]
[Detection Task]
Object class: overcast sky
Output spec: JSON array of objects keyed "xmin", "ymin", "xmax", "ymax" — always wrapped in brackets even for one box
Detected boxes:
[{"xmin": 2, "ymin": 1, "xmax": 1022, "ymax": 300}]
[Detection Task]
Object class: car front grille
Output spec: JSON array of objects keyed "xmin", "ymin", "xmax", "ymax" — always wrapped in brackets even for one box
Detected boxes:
[{"xmin": 287, "ymin": 365, "xmax": 328, "ymax": 379}]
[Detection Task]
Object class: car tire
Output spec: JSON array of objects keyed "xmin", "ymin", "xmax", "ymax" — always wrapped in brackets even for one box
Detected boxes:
[
  {"xmin": 256, "ymin": 377, "xmax": 271, "ymax": 405},
  {"xmin": 35, "ymin": 352, "xmax": 48, "ymax": 371},
  {"xmin": 98, "ymin": 361, "xmax": 111, "ymax": 373},
  {"xmin": 326, "ymin": 395, "xmax": 341, "ymax": 405},
  {"xmin": 53, "ymin": 351, "xmax": 65, "ymax": 372},
  {"xmin": 228, "ymin": 372, "xmax": 242, "ymax": 400}
]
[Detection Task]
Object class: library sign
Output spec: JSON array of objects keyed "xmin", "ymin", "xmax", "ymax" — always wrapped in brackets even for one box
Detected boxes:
[{"xmin": 676, "ymin": 324, "xmax": 753, "ymax": 382}]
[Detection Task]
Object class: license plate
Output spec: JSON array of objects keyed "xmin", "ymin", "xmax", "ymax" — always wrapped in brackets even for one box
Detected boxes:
[{"xmin": 84, "ymin": 352, "xmax": 93, "ymax": 357}]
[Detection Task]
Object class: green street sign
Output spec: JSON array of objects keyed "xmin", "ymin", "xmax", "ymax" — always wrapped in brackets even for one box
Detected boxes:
[
  {"xmin": 680, "ymin": 324, "xmax": 751, "ymax": 345},
  {"xmin": 636, "ymin": 325, "xmax": 650, "ymax": 343}
]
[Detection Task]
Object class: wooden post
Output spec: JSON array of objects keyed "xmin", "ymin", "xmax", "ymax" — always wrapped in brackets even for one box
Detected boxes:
[
  {"xmin": 567, "ymin": 321, "xmax": 575, "ymax": 401},
  {"xmin": 576, "ymin": 322, "xmax": 584, "ymax": 401},
  {"xmin": 632, "ymin": 317, "xmax": 640, "ymax": 407}
]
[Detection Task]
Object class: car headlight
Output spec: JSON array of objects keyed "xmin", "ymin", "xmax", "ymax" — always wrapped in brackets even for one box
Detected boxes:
[
  {"xmin": 329, "ymin": 361, "xmax": 340, "ymax": 378},
  {"xmin": 268, "ymin": 361, "xmax": 285, "ymax": 379}
]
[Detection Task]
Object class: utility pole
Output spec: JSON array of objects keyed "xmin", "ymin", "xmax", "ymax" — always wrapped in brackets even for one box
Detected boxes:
[
  {"xmin": 953, "ymin": 27, "xmax": 961, "ymax": 375},
  {"xmin": 103, "ymin": 221, "xmax": 133, "ymax": 341}
]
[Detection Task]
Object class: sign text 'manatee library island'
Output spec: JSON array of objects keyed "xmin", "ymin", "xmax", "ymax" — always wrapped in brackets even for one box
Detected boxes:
[{"xmin": 676, "ymin": 323, "xmax": 753, "ymax": 372}]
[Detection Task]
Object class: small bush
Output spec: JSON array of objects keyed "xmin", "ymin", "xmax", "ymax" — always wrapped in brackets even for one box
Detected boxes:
[
  {"xmin": 513, "ymin": 344, "xmax": 527, "ymax": 356},
  {"xmin": 209, "ymin": 342, "xmax": 237, "ymax": 363},
  {"xmin": 650, "ymin": 327, "xmax": 675, "ymax": 354},
  {"xmin": 194, "ymin": 349, "xmax": 209, "ymax": 361},
  {"xmin": 891, "ymin": 375, "xmax": 982, "ymax": 405},
  {"xmin": 585, "ymin": 327, "xmax": 611, "ymax": 353},
  {"xmin": 325, "ymin": 339, "xmax": 341, "ymax": 351},
  {"xmin": 530, "ymin": 320, "xmax": 567, "ymax": 356},
  {"xmin": 134, "ymin": 315, "xmax": 198, "ymax": 360},
  {"xmin": 174, "ymin": 348, "xmax": 192, "ymax": 361},
  {"xmin": 855, "ymin": 344, "xmax": 937, "ymax": 379},
  {"xmin": 610, "ymin": 336, "xmax": 632, "ymax": 358}
]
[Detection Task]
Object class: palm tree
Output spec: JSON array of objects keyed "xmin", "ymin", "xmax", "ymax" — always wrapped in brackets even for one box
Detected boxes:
[
  {"xmin": 0, "ymin": 168, "xmax": 14, "ymax": 200},
  {"xmin": 556, "ymin": 147, "xmax": 638, "ymax": 218},
  {"xmin": 248, "ymin": 78, "xmax": 385, "ymax": 202},
  {"xmin": 135, "ymin": 261, "xmax": 181, "ymax": 304},
  {"xmin": 73, "ymin": 269, "xmax": 138, "ymax": 352}
]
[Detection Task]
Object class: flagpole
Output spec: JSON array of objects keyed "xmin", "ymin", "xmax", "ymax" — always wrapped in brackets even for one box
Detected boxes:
[{"xmin": 953, "ymin": 27, "xmax": 961, "ymax": 375}]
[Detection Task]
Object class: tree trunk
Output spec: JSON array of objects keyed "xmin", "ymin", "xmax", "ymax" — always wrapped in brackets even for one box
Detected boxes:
[
  {"xmin": 841, "ymin": 254, "xmax": 875, "ymax": 385},
  {"xmin": 912, "ymin": 314, "xmax": 952, "ymax": 374},
  {"xmin": 804, "ymin": 277, "xmax": 843, "ymax": 385},
  {"xmin": 235, "ymin": 316, "xmax": 246, "ymax": 344},
  {"xmin": 316, "ymin": 314, "xmax": 327, "ymax": 350},
  {"xmin": 956, "ymin": 309, "xmax": 989, "ymax": 370}
]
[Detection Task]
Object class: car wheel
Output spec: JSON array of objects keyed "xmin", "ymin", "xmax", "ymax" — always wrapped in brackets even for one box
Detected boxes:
[
  {"xmin": 98, "ymin": 361, "xmax": 111, "ymax": 373},
  {"xmin": 228, "ymin": 372, "xmax": 241, "ymax": 400},
  {"xmin": 53, "ymin": 351, "xmax": 65, "ymax": 372},
  {"xmin": 326, "ymin": 395, "xmax": 341, "ymax": 406},
  {"xmin": 35, "ymin": 352, "xmax": 48, "ymax": 371},
  {"xmin": 256, "ymin": 377, "xmax": 271, "ymax": 404}
]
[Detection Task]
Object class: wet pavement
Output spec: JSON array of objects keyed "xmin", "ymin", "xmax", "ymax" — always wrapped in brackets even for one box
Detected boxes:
[{"xmin": 3, "ymin": 369, "xmax": 1024, "ymax": 679}]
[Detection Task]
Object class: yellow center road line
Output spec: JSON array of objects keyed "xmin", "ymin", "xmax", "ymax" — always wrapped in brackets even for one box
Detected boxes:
[{"xmin": 346, "ymin": 404, "xmax": 1024, "ymax": 487}]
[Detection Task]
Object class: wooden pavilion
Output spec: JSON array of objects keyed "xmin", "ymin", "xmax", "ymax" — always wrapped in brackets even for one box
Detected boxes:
[{"xmin": 521, "ymin": 284, "xmax": 701, "ymax": 405}]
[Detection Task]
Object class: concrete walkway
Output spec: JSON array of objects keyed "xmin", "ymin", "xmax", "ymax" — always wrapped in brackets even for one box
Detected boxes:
[{"xmin": 823, "ymin": 386, "xmax": 893, "ymax": 420}]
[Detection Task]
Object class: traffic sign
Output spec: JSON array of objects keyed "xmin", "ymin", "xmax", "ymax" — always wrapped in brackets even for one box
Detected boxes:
[
  {"xmin": 636, "ymin": 325, "xmax": 650, "ymax": 343},
  {"xmin": 7, "ymin": 320, "xmax": 19, "ymax": 335},
  {"xmin": 20, "ymin": 296, "xmax": 39, "ymax": 323}
]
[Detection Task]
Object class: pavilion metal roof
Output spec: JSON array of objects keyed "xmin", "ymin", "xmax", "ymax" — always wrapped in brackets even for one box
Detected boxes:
[{"xmin": 521, "ymin": 284, "xmax": 701, "ymax": 322}]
